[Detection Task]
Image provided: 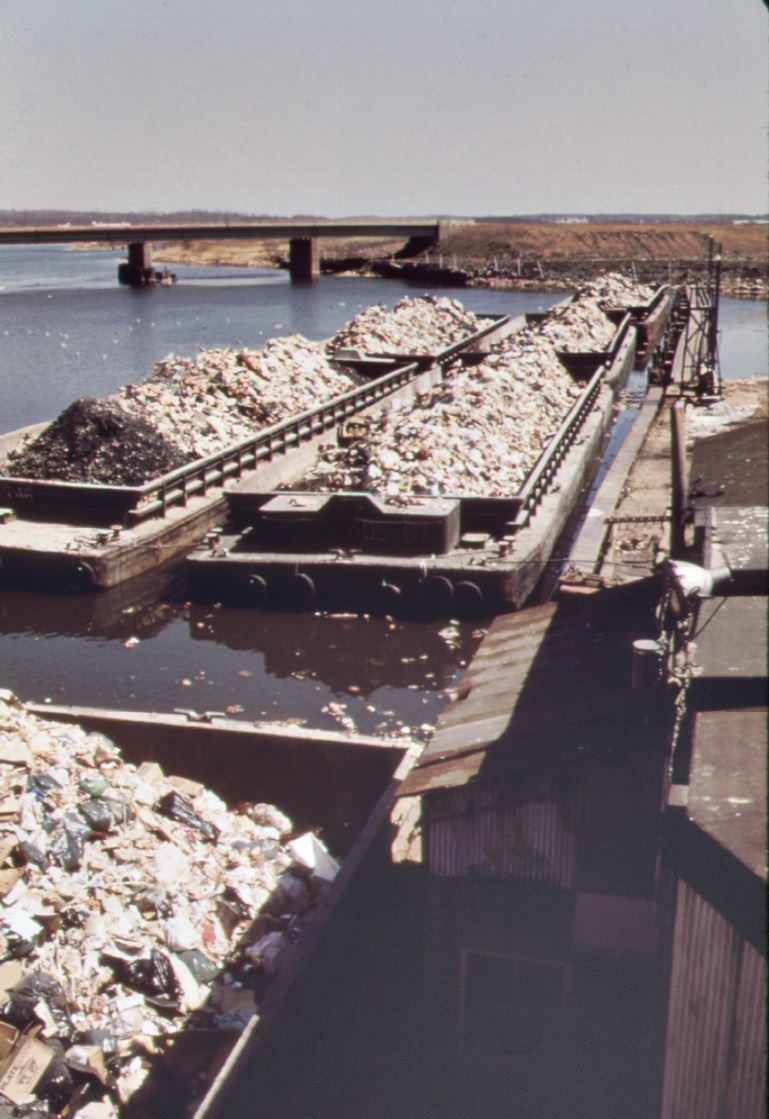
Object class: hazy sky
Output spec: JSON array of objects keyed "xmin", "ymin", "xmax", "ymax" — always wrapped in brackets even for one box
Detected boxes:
[{"xmin": 2, "ymin": 0, "xmax": 766, "ymax": 216}]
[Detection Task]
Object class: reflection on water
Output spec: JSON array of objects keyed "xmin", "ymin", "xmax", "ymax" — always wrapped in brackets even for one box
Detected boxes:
[{"xmin": 0, "ymin": 566, "xmax": 484, "ymax": 740}]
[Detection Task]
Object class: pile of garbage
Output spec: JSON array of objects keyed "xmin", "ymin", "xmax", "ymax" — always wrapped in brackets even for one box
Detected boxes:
[
  {"xmin": 538, "ymin": 274, "xmax": 654, "ymax": 352},
  {"xmin": 303, "ymin": 333, "xmax": 581, "ymax": 497},
  {"xmin": 3, "ymin": 337, "xmax": 359, "ymax": 486},
  {"xmin": 0, "ymin": 691, "xmax": 339, "ymax": 1116},
  {"xmin": 0, "ymin": 399, "xmax": 192, "ymax": 487},
  {"xmin": 116, "ymin": 337, "xmax": 358, "ymax": 457},
  {"xmin": 327, "ymin": 295, "xmax": 489, "ymax": 355},
  {"xmin": 297, "ymin": 273, "xmax": 654, "ymax": 498},
  {"xmin": 2, "ymin": 280, "xmax": 649, "ymax": 489}
]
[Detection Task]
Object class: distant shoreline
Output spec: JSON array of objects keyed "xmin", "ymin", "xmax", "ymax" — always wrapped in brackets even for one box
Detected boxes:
[{"xmin": 151, "ymin": 219, "xmax": 767, "ymax": 300}]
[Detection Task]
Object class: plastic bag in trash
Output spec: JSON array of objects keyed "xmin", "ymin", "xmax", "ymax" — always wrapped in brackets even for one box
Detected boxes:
[
  {"xmin": 36, "ymin": 1038, "xmax": 76, "ymax": 1112},
  {"xmin": 267, "ymin": 872, "xmax": 313, "ymax": 915},
  {"xmin": 5, "ymin": 972, "xmax": 73, "ymax": 1041},
  {"xmin": 48, "ymin": 812, "xmax": 92, "ymax": 871},
  {"xmin": 0, "ymin": 1103, "xmax": 54, "ymax": 1118},
  {"xmin": 26, "ymin": 772, "xmax": 62, "ymax": 804},
  {"xmin": 17, "ymin": 835, "xmax": 49, "ymax": 870},
  {"xmin": 155, "ymin": 790, "xmax": 219, "ymax": 842},
  {"xmin": 112, "ymin": 948, "xmax": 177, "ymax": 1003},
  {"xmin": 78, "ymin": 773, "xmax": 111, "ymax": 798},
  {"xmin": 177, "ymin": 950, "xmax": 218, "ymax": 986},
  {"xmin": 243, "ymin": 931, "xmax": 288, "ymax": 975},
  {"xmin": 78, "ymin": 796, "xmax": 133, "ymax": 833}
]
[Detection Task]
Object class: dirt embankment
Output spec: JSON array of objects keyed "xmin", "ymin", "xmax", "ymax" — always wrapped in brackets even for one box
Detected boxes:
[{"xmin": 155, "ymin": 221, "xmax": 768, "ymax": 296}]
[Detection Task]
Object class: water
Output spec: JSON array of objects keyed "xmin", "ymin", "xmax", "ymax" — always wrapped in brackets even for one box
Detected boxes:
[
  {"xmin": 0, "ymin": 245, "xmax": 564, "ymax": 431},
  {"xmin": 717, "ymin": 294, "xmax": 769, "ymax": 381},
  {"xmin": 0, "ymin": 246, "xmax": 764, "ymax": 1117},
  {"xmin": 0, "ymin": 245, "xmax": 562, "ymax": 732}
]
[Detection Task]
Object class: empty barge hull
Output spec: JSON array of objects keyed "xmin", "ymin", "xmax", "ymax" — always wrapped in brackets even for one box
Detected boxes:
[{"xmin": 187, "ymin": 314, "xmax": 639, "ymax": 616}]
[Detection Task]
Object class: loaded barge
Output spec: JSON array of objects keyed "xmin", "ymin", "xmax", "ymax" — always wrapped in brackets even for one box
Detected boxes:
[
  {"xmin": 3, "ymin": 697, "xmax": 418, "ymax": 1117},
  {"xmin": 0, "ymin": 315, "xmax": 511, "ymax": 592},
  {"xmin": 187, "ymin": 298, "xmax": 658, "ymax": 616},
  {"xmin": 0, "ymin": 284, "xmax": 670, "ymax": 608}
]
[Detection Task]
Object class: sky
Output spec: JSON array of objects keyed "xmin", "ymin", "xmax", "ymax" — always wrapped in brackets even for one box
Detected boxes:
[{"xmin": 1, "ymin": 0, "xmax": 767, "ymax": 217}]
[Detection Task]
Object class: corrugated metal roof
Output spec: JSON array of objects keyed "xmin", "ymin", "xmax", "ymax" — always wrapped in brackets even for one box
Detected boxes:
[{"xmin": 399, "ymin": 579, "xmax": 663, "ymax": 798}]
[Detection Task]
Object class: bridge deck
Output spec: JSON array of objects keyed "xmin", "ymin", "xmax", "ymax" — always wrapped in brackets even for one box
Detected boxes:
[{"xmin": 0, "ymin": 219, "xmax": 442, "ymax": 246}]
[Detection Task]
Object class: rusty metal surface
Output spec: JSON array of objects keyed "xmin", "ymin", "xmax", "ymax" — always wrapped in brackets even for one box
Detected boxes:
[
  {"xmin": 398, "ymin": 579, "xmax": 662, "ymax": 797},
  {"xmin": 690, "ymin": 595, "xmax": 767, "ymax": 709}
]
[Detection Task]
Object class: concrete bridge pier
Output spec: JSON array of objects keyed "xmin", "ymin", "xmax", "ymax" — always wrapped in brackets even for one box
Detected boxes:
[
  {"xmin": 289, "ymin": 236, "xmax": 319, "ymax": 281},
  {"xmin": 118, "ymin": 242, "xmax": 154, "ymax": 287}
]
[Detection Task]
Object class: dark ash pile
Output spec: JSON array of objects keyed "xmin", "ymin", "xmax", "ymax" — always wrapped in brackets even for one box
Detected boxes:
[{"xmin": 3, "ymin": 398, "xmax": 193, "ymax": 486}]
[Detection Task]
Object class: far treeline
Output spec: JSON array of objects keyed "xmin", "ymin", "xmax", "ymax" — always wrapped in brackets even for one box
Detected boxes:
[{"xmin": 0, "ymin": 209, "xmax": 767, "ymax": 227}]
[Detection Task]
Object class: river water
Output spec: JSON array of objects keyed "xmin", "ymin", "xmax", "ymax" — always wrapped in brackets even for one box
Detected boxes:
[
  {"xmin": 0, "ymin": 246, "xmax": 569, "ymax": 738},
  {"xmin": 0, "ymin": 246, "xmax": 765, "ymax": 1118},
  {"xmin": 0, "ymin": 246, "xmax": 765, "ymax": 732}
]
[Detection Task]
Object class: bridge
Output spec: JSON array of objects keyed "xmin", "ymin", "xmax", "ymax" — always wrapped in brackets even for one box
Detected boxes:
[{"xmin": 0, "ymin": 219, "xmax": 445, "ymax": 285}]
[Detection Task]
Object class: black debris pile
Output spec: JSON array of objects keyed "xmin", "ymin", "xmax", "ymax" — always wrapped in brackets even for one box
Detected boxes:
[{"xmin": 3, "ymin": 399, "xmax": 193, "ymax": 486}]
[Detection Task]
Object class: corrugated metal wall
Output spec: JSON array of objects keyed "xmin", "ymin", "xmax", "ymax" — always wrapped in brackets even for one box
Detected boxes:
[
  {"xmin": 424, "ymin": 777, "xmax": 581, "ymax": 888},
  {"xmin": 661, "ymin": 879, "xmax": 766, "ymax": 1119}
]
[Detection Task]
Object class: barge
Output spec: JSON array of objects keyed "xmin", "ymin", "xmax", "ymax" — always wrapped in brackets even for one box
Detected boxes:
[
  {"xmin": 0, "ymin": 284, "xmax": 669, "ymax": 601},
  {"xmin": 0, "ymin": 316, "xmax": 513, "ymax": 592},
  {"xmin": 187, "ymin": 306, "xmax": 646, "ymax": 617},
  {"xmin": 9, "ymin": 700, "xmax": 419, "ymax": 1118}
]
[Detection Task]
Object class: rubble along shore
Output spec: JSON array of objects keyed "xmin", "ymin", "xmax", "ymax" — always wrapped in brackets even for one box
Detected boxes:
[
  {"xmin": 0, "ymin": 689, "xmax": 340, "ymax": 1116},
  {"xmin": 153, "ymin": 219, "xmax": 768, "ymax": 300}
]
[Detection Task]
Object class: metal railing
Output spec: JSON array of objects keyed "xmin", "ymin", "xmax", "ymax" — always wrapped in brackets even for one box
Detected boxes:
[
  {"xmin": 126, "ymin": 359, "xmax": 429, "ymax": 524},
  {"xmin": 513, "ymin": 364, "xmax": 605, "ymax": 529}
]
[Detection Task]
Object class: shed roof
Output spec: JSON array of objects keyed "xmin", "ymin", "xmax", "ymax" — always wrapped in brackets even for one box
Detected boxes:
[{"xmin": 398, "ymin": 579, "xmax": 663, "ymax": 798}]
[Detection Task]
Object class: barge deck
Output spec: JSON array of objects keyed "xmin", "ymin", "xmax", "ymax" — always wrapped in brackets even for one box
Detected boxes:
[
  {"xmin": 187, "ymin": 312, "xmax": 640, "ymax": 616},
  {"xmin": 0, "ymin": 316, "xmax": 514, "ymax": 592}
]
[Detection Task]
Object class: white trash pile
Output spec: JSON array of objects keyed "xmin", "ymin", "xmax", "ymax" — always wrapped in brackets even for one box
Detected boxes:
[
  {"xmin": 296, "ymin": 274, "xmax": 654, "ymax": 498},
  {"xmin": 327, "ymin": 295, "xmax": 490, "ymax": 355},
  {"xmin": 3, "ymin": 296, "xmax": 491, "ymax": 487},
  {"xmin": 0, "ymin": 691, "xmax": 339, "ymax": 1115},
  {"xmin": 304, "ymin": 334, "xmax": 581, "ymax": 496},
  {"xmin": 538, "ymin": 274, "xmax": 655, "ymax": 352},
  {"xmin": 3, "ymin": 280, "xmax": 651, "ymax": 489},
  {"xmin": 115, "ymin": 336, "xmax": 358, "ymax": 460},
  {"xmin": 3, "ymin": 337, "xmax": 360, "ymax": 486}
]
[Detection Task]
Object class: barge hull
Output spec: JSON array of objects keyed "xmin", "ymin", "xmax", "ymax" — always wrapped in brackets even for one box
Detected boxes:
[
  {"xmin": 187, "ymin": 319, "xmax": 637, "ymax": 616},
  {"xmin": 22, "ymin": 703, "xmax": 419, "ymax": 1117}
]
